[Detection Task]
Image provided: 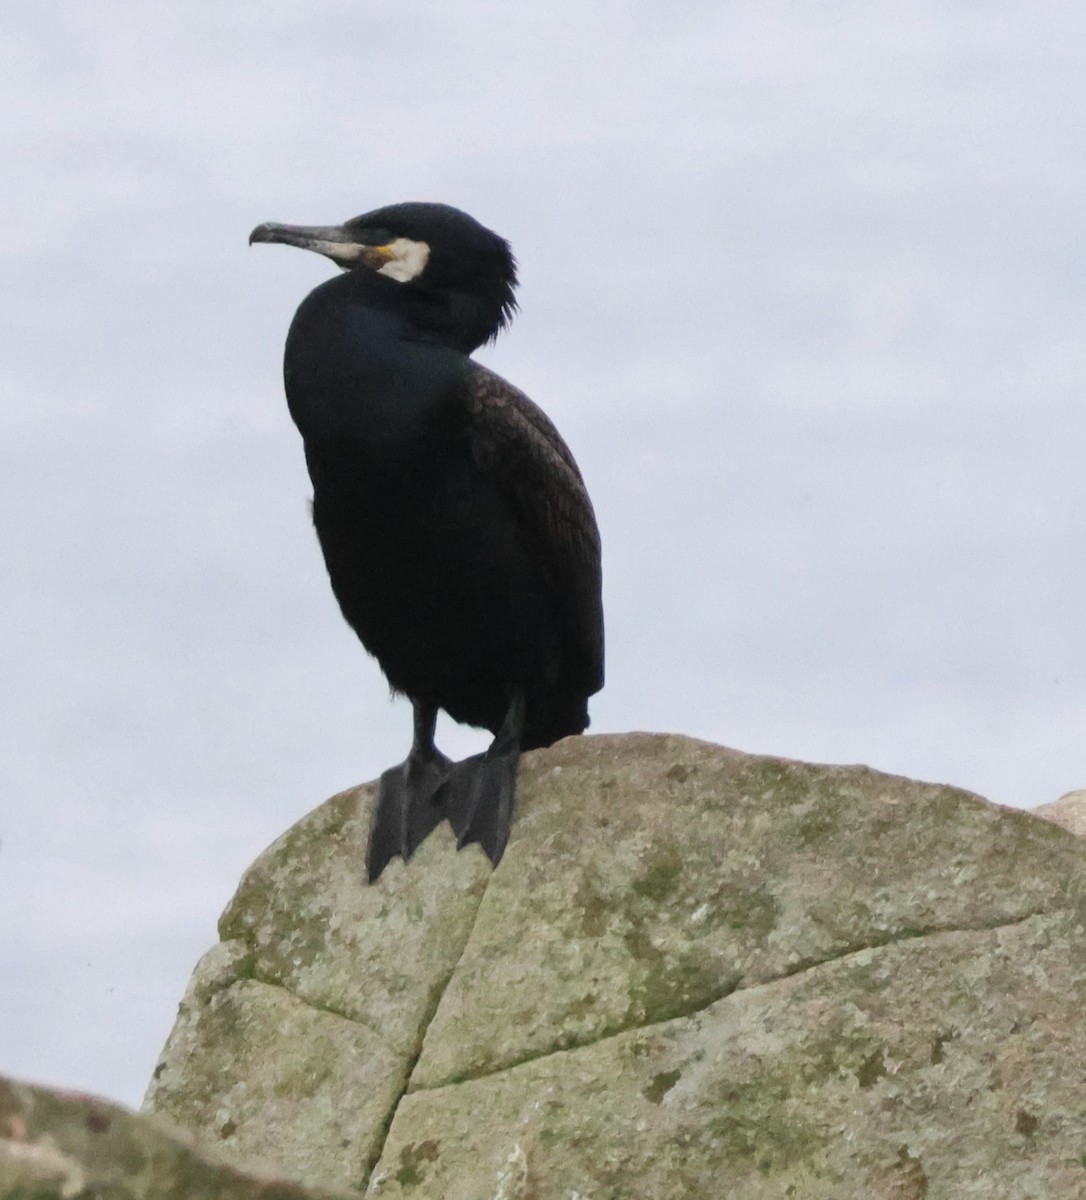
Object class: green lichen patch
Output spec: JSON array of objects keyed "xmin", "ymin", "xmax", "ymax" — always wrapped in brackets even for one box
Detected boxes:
[
  {"xmin": 394, "ymin": 1139, "xmax": 440, "ymax": 1187},
  {"xmin": 643, "ymin": 1069, "xmax": 682, "ymax": 1104}
]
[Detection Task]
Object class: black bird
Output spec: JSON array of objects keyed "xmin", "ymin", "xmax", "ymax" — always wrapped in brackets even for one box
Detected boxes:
[{"xmin": 250, "ymin": 203, "xmax": 603, "ymax": 881}]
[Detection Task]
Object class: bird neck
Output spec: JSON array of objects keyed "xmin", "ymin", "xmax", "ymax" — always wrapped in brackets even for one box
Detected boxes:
[
  {"xmin": 343, "ymin": 270, "xmax": 501, "ymax": 353},
  {"xmin": 284, "ymin": 275, "xmax": 469, "ymax": 448}
]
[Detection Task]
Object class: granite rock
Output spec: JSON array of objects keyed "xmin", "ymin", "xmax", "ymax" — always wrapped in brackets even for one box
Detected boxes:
[{"xmin": 144, "ymin": 733, "xmax": 1086, "ymax": 1198}]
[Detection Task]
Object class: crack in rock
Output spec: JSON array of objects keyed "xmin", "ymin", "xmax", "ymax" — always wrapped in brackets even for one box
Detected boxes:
[
  {"xmin": 243, "ymin": 968, "xmax": 389, "ymax": 1048},
  {"xmin": 361, "ymin": 865, "xmax": 497, "ymax": 1190},
  {"xmin": 226, "ymin": 905, "xmax": 1057, "ymax": 1115},
  {"xmin": 765, "ymin": 907, "xmax": 1052, "ymax": 988},
  {"xmin": 215, "ymin": 902, "xmax": 1057, "ymax": 1127},
  {"xmin": 399, "ymin": 906, "xmax": 1058, "ymax": 1095}
]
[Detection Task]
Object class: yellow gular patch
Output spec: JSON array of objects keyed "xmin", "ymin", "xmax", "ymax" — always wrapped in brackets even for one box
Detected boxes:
[{"xmin": 376, "ymin": 237, "xmax": 431, "ymax": 283}]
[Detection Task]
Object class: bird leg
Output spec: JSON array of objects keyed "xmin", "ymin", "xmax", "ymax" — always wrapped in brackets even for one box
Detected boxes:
[
  {"xmin": 366, "ymin": 701, "xmax": 452, "ymax": 882},
  {"xmin": 440, "ymin": 690, "xmax": 526, "ymax": 869}
]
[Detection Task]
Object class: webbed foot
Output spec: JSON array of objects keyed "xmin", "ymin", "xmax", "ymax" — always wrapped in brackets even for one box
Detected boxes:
[{"xmin": 366, "ymin": 705, "xmax": 452, "ymax": 882}]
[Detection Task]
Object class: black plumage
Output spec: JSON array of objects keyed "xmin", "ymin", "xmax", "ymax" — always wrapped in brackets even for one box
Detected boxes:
[{"xmin": 250, "ymin": 203, "xmax": 603, "ymax": 880}]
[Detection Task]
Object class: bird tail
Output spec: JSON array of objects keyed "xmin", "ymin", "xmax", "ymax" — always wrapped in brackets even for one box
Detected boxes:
[{"xmin": 520, "ymin": 692, "xmax": 590, "ymax": 752}]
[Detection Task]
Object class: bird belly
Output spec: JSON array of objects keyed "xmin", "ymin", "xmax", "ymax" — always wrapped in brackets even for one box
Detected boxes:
[{"xmin": 309, "ymin": 460, "xmax": 580, "ymax": 741}]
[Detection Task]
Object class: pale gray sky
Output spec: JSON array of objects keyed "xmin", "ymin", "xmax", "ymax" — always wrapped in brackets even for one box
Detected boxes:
[{"xmin": 3, "ymin": 1, "xmax": 1085, "ymax": 1108}]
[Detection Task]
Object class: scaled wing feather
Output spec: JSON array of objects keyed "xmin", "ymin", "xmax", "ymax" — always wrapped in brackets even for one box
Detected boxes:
[{"xmin": 463, "ymin": 364, "xmax": 604, "ymax": 694}]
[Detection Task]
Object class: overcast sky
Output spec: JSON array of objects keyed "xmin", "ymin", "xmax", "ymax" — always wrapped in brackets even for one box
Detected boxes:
[{"xmin": 3, "ymin": 1, "xmax": 1085, "ymax": 1110}]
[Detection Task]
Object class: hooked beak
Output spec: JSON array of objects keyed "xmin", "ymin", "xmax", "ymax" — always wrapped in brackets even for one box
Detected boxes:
[{"xmin": 249, "ymin": 222, "xmax": 393, "ymax": 270}]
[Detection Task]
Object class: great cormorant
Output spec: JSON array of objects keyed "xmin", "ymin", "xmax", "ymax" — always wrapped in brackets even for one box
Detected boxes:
[{"xmin": 250, "ymin": 202, "xmax": 604, "ymax": 881}]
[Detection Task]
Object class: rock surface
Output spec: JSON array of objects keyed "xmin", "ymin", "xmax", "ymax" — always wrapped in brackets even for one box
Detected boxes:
[
  {"xmin": 1035, "ymin": 788, "xmax": 1086, "ymax": 837},
  {"xmin": 144, "ymin": 733, "xmax": 1086, "ymax": 1198},
  {"xmin": 0, "ymin": 1073, "xmax": 352, "ymax": 1200}
]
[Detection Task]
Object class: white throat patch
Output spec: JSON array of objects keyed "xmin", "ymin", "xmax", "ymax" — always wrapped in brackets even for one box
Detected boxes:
[{"xmin": 377, "ymin": 237, "xmax": 431, "ymax": 283}]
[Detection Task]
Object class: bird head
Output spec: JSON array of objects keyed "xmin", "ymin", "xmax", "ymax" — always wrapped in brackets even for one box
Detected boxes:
[{"xmin": 250, "ymin": 202, "xmax": 518, "ymax": 351}]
